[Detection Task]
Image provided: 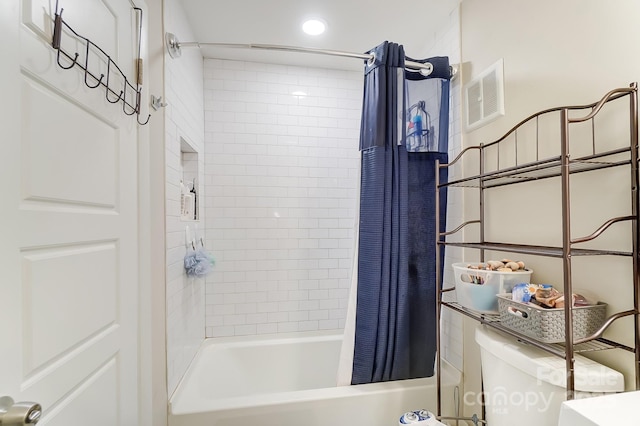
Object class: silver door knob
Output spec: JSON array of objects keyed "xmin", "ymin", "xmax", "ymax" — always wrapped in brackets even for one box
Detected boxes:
[{"xmin": 0, "ymin": 396, "xmax": 42, "ymax": 425}]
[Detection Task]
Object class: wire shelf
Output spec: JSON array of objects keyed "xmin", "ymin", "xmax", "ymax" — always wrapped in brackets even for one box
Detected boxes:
[
  {"xmin": 441, "ymin": 149, "xmax": 631, "ymax": 189},
  {"xmin": 441, "ymin": 301, "xmax": 630, "ymax": 356}
]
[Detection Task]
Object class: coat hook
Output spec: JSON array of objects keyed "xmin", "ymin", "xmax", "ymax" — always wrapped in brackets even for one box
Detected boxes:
[
  {"xmin": 57, "ymin": 50, "xmax": 79, "ymax": 70},
  {"xmin": 84, "ymin": 41, "xmax": 104, "ymax": 88},
  {"xmin": 150, "ymin": 95, "xmax": 168, "ymax": 110},
  {"xmin": 107, "ymin": 89, "xmax": 123, "ymax": 104},
  {"xmin": 104, "ymin": 61, "xmax": 123, "ymax": 103},
  {"xmin": 121, "ymin": 83, "xmax": 137, "ymax": 116},
  {"xmin": 135, "ymin": 90, "xmax": 150, "ymax": 124},
  {"xmin": 137, "ymin": 113, "xmax": 151, "ymax": 125},
  {"xmin": 86, "ymin": 72, "xmax": 104, "ymax": 89}
]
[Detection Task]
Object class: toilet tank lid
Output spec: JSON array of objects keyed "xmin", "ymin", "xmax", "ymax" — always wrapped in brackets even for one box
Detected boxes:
[{"xmin": 474, "ymin": 326, "xmax": 624, "ymax": 393}]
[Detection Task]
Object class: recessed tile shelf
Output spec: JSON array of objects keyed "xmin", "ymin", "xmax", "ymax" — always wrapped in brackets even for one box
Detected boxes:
[{"xmin": 180, "ymin": 137, "xmax": 199, "ymax": 221}]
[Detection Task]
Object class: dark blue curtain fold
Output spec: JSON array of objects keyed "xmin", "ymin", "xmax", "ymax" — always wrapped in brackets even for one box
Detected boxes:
[{"xmin": 352, "ymin": 42, "xmax": 449, "ymax": 385}]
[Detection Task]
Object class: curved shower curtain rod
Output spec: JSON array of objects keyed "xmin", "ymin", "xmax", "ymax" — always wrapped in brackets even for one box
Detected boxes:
[{"xmin": 165, "ymin": 32, "xmax": 457, "ymax": 79}]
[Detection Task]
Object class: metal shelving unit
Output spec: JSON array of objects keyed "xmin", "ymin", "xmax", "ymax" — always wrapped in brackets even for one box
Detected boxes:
[{"xmin": 434, "ymin": 83, "xmax": 640, "ymax": 419}]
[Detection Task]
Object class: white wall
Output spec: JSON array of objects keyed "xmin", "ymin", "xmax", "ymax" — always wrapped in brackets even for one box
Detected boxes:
[
  {"xmin": 203, "ymin": 59, "xmax": 362, "ymax": 337},
  {"xmin": 459, "ymin": 0, "xmax": 640, "ymax": 415},
  {"xmin": 144, "ymin": 1, "xmax": 169, "ymax": 423},
  {"xmin": 164, "ymin": 0, "xmax": 206, "ymax": 396}
]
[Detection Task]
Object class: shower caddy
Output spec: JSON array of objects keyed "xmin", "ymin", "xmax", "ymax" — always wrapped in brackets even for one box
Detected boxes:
[{"xmin": 434, "ymin": 83, "xmax": 640, "ymax": 419}]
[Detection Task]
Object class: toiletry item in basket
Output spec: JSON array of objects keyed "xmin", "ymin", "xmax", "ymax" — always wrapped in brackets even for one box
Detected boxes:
[
  {"xmin": 535, "ymin": 284, "xmax": 554, "ymax": 299},
  {"xmin": 573, "ymin": 293, "xmax": 591, "ymax": 306},
  {"xmin": 511, "ymin": 283, "xmax": 539, "ymax": 303},
  {"xmin": 548, "ymin": 293, "xmax": 592, "ymax": 309},
  {"xmin": 398, "ymin": 410, "xmax": 445, "ymax": 425},
  {"xmin": 521, "ymin": 283, "xmax": 594, "ymax": 309},
  {"xmin": 532, "ymin": 285, "xmax": 562, "ymax": 308}
]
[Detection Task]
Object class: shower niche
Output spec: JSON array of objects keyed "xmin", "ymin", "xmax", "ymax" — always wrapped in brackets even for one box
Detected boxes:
[{"xmin": 180, "ymin": 137, "xmax": 199, "ymax": 221}]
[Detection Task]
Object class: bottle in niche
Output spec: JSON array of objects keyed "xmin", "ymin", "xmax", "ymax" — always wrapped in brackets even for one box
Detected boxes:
[
  {"xmin": 190, "ymin": 178, "xmax": 197, "ymax": 220},
  {"xmin": 180, "ymin": 179, "xmax": 186, "ymax": 217}
]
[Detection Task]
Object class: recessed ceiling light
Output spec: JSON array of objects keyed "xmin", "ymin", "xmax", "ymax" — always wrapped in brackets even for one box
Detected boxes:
[{"xmin": 302, "ymin": 19, "xmax": 326, "ymax": 36}]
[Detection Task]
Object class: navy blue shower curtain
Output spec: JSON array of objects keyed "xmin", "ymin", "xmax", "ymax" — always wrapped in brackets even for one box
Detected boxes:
[{"xmin": 351, "ymin": 42, "xmax": 449, "ymax": 384}]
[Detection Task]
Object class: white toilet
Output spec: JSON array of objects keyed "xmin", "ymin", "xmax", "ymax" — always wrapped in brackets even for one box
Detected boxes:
[{"xmin": 475, "ymin": 326, "xmax": 624, "ymax": 426}]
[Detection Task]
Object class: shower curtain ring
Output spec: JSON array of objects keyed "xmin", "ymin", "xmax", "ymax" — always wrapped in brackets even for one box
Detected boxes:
[
  {"xmin": 366, "ymin": 52, "xmax": 376, "ymax": 67},
  {"xmin": 418, "ymin": 63, "xmax": 434, "ymax": 76}
]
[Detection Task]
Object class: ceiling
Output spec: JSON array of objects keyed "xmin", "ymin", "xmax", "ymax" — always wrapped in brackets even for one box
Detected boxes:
[{"xmin": 177, "ymin": 0, "xmax": 460, "ymax": 71}]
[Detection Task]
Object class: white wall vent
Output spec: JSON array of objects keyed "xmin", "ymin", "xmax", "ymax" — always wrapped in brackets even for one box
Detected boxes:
[{"xmin": 464, "ymin": 59, "xmax": 505, "ymax": 130}]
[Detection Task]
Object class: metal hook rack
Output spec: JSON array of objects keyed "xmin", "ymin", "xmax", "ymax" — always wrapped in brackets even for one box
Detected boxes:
[{"xmin": 51, "ymin": 3, "xmax": 151, "ymax": 125}]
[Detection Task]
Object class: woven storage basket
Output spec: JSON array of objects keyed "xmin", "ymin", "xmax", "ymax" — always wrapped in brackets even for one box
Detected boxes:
[{"xmin": 496, "ymin": 294, "xmax": 607, "ymax": 343}]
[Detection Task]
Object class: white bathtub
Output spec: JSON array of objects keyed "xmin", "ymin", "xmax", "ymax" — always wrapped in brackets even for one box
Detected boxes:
[{"xmin": 169, "ymin": 331, "xmax": 461, "ymax": 426}]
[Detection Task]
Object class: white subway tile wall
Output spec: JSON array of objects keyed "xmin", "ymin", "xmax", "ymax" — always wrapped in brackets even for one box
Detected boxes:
[
  {"xmin": 202, "ymin": 12, "xmax": 464, "ymax": 370},
  {"xmin": 165, "ymin": 0, "xmax": 206, "ymax": 395},
  {"xmin": 203, "ymin": 60, "xmax": 363, "ymax": 337}
]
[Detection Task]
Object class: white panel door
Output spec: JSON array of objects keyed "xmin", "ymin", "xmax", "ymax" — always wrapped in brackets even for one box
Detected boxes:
[{"xmin": 0, "ymin": 0, "xmax": 144, "ymax": 424}]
